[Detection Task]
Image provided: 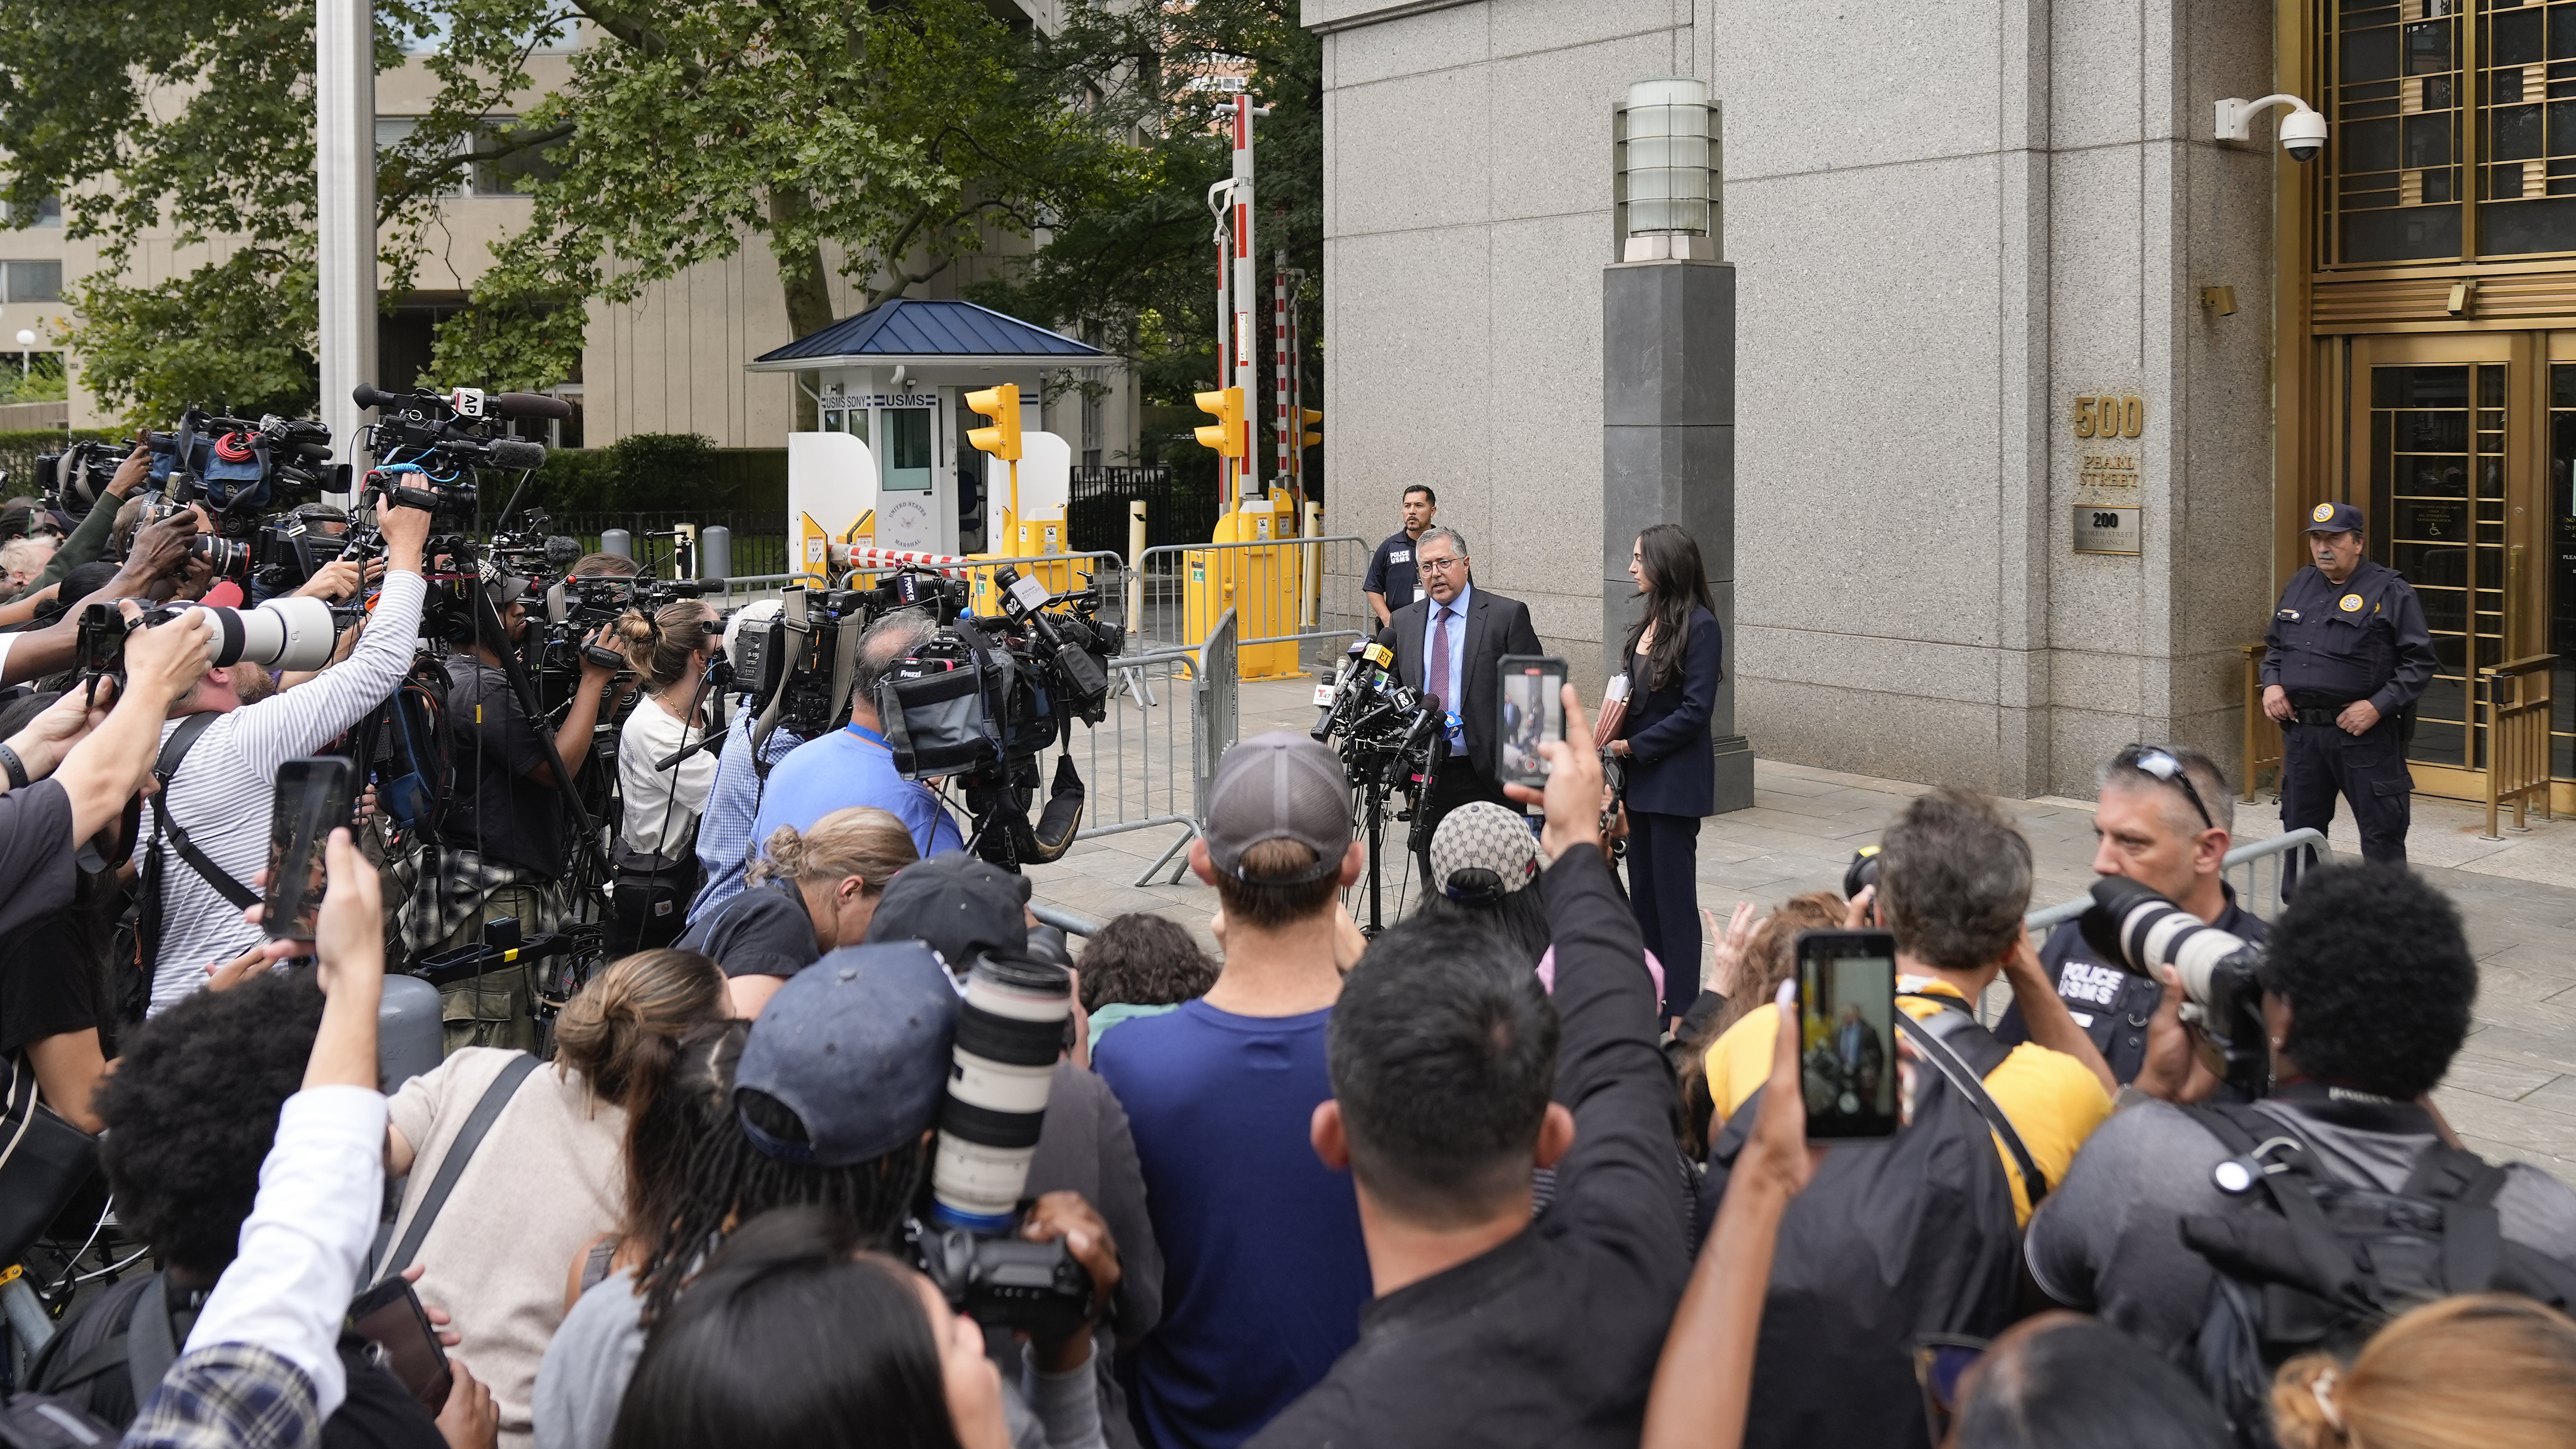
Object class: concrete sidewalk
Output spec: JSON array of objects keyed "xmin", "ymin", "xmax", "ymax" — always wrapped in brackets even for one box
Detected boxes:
[{"xmin": 1022, "ymin": 676, "xmax": 2576, "ymax": 1176}]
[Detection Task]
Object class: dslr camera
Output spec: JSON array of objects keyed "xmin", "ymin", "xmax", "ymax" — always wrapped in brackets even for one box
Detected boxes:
[
  {"xmin": 2079, "ymin": 875, "xmax": 2270, "ymax": 1100},
  {"xmin": 909, "ymin": 947, "xmax": 1096, "ymax": 1342},
  {"xmin": 72, "ymin": 595, "xmax": 345, "ymax": 703}
]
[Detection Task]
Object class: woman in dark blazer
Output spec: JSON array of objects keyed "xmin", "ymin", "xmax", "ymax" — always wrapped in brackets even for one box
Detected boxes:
[{"xmin": 1607, "ymin": 522, "xmax": 1724, "ymax": 1023}]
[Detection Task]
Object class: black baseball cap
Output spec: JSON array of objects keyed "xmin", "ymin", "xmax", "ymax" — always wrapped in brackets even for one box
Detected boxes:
[{"xmin": 863, "ymin": 851, "xmax": 1030, "ymax": 970}]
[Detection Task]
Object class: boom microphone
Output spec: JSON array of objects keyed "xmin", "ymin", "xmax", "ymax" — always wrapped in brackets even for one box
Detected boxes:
[
  {"xmin": 351, "ymin": 384, "xmax": 405, "ymax": 411},
  {"xmin": 492, "ymin": 392, "xmax": 574, "ymax": 421}
]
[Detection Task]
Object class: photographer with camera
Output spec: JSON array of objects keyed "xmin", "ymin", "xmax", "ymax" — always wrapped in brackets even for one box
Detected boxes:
[
  {"xmin": 2024, "ymin": 862, "xmax": 2576, "ymax": 1437},
  {"xmin": 1, "ymin": 434, "xmax": 155, "ymax": 608},
  {"xmin": 608, "ymin": 597, "xmax": 722, "ymax": 952},
  {"xmin": 138, "ymin": 496, "xmax": 428, "ymax": 1017},
  {"xmin": 1994, "ymin": 745, "xmax": 2266, "ymax": 1088},
  {"xmin": 684, "ymin": 601, "xmax": 805, "ymax": 925},
  {"xmin": 750, "ymin": 608, "xmax": 962, "ymax": 861},
  {"xmin": 410, "ymin": 572, "xmax": 627, "ymax": 1044},
  {"xmin": 0, "ymin": 511, "xmax": 202, "ymax": 687}
]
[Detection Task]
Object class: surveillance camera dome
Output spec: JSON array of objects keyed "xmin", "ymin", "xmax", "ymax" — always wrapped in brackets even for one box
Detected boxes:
[{"xmin": 2280, "ymin": 108, "xmax": 2328, "ymax": 163}]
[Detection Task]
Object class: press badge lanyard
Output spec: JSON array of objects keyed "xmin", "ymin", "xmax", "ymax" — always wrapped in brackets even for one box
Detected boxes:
[{"xmin": 844, "ymin": 722, "xmax": 891, "ymax": 752}]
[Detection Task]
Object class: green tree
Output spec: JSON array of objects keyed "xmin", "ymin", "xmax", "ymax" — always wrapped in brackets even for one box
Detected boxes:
[
  {"xmin": 974, "ymin": 0, "xmax": 1321, "ymax": 459},
  {"xmin": 0, "ymin": 1, "xmax": 1122, "ymax": 427}
]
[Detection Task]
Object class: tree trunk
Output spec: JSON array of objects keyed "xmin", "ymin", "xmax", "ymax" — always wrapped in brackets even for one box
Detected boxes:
[{"xmin": 766, "ymin": 187, "xmax": 835, "ymax": 433}]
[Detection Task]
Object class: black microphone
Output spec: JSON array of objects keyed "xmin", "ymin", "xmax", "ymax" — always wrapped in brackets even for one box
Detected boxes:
[
  {"xmin": 492, "ymin": 392, "xmax": 574, "ymax": 421},
  {"xmin": 486, "ymin": 437, "xmax": 548, "ymax": 471},
  {"xmin": 351, "ymin": 384, "xmax": 406, "ymax": 411}
]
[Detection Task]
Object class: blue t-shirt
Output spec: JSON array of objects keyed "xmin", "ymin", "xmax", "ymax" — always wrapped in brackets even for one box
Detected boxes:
[
  {"xmin": 1093, "ymin": 1001, "xmax": 1371, "ymax": 1449},
  {"xmin": 747, "ymin": 723, "xmax": 964, "ymax": 864}
]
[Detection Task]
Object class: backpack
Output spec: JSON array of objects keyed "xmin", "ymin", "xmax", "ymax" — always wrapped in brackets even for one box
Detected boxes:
[
  {"xmin": 1704, "ymin": 998, "xmax": 2045, "ymax": 1449},
  {"xmin": 2176, "ymin": 1102, "xmax": 2576, "ymax": 1449},
  {"xmin": 369, "ymin": 658, "xmax": 455, "ymax": 842}
]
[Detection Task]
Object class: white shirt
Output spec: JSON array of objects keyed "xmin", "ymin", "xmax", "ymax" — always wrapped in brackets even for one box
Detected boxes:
[
  {"xmin": 184, "ymin": 1084, "xmax": 388, "ymax": 1423},
  {"xmin": 617, "ymin": 694, "xmax": 716, "ymax": 857}
]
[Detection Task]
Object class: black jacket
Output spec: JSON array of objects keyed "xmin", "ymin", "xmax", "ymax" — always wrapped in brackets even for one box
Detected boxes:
[
  {"xmin": 1376, "ymin": 585, "xmax": 1543, "ymax": 783},
  {"xmin": 1618, "ymin": 606, "xmax": 1724, "ymax": 818},
  {"xmin": 1245, "ymin": 845, "xmax": 1689, "ymax": 1449}
]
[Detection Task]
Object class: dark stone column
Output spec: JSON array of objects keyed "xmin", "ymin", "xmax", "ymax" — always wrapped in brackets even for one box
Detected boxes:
[{"xmin": 1603, "ymin": 257, "xmax": 1752, "ymax": 814}]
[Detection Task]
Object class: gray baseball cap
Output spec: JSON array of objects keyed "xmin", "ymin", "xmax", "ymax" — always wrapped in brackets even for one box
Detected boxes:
[
  {"xmin": 733, "ymin": 941, "xmax": 957, "ymax": 1167},
  {"xmin": 1202, "ymin": 731, "xmax": 1351, "ymax": 883}
]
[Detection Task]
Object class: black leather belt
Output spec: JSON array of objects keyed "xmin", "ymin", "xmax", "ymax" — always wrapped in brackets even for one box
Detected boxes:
[{"xmin": 2291, "ymin": 706, "xmax": 2350, "ymax": 727}]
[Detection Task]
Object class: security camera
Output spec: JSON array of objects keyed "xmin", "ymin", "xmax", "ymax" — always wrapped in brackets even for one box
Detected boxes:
[{"xmin": 2279, "ymin": 108, "xmax": 2328, "ymax": 163}]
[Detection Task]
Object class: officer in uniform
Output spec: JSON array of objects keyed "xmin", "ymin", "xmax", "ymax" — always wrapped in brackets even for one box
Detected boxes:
[
  {"xmin": 1361, "ymin": 484, "xmax": 1436, "ymax": 627},
  {"xmin": 2261, "ymin": 501, "xmax": 2437, "ymax": 863}
]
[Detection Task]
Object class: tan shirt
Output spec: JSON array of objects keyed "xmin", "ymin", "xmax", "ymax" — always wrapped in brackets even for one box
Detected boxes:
[{"xmin": 388, "ymin": 1048, "xmax": 628, "ymax": 1449}]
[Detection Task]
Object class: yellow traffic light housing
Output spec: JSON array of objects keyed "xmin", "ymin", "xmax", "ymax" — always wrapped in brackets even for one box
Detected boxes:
[
  {"xmin": 1298, "ymin": 407, "xmax": 1322, "ymax": 446},
  {"xmin": 965, "ymin": 384, "xmax": 1023, "ymax": 462},
  {"xmin": 1194, "ymin": 387, "xmax": 1246, "ymax": 457}
]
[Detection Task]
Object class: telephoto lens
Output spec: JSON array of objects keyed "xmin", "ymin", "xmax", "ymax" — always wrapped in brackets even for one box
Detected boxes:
[
  {"xmin": 931, "ymin": 953, "xmax": 1073, "ymax": 1231},
  {"xmin": 196, "ymin": 596, "xmax": 341, "ymax": 671}
]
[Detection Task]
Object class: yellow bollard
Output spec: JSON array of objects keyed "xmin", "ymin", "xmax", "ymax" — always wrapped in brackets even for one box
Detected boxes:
[{"xmin": 1186, "ymin": 491, "xmax": 1304, "ymax": 679}]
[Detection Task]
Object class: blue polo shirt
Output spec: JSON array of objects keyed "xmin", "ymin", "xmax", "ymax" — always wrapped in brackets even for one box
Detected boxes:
[{"xmin": 747, "ymin": 722, "xmax": 964, "ymax": 863}]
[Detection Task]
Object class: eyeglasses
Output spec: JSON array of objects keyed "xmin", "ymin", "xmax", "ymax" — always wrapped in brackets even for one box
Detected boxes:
[
  {"xmin": 2117, "ymin": 744, "xmax": 2215, "ymax": 832},
  {"xmin": 1417, "ymin": 555, "xmax": 1465, "ymax": 574}
]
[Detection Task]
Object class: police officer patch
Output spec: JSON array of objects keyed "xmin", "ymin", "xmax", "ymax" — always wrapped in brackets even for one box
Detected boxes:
[
  {"xmin": 2340, "ymin": 593, "xmax": 2364, "ymax": 613},
  {"xmin": 2311, "ymin": 503, "xmax": 2336, "ymax": 523}
]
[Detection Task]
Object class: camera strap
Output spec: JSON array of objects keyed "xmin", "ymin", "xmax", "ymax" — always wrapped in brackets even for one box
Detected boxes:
[
  {"xmin": 138, "ymin": 714, "xmax": 257, "ymax": 974},
  {"xmin": 1892, "ymin": 1005, "xmax": 2049, "ymax": 1208},
  {"xmin": 370, "ymin": 1051, "xmax": 541, "ymax": 1286}
]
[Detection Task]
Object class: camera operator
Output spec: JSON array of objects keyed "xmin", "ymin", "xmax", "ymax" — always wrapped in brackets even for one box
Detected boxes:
[
  {"xmin": 0, "ymin": 434, "xmax": 155, "ymax": 608},
  {"xmin": 1994, "ymin": 744, "xmax": 2267, "ymax": 1087},
  {"xmin": 608, "ymin": 596, "xmax": 722, "ymax": 951},
  {"xmin": 0, "ymin": 615, "xmax": 212, "ymax": 1133},
  {"xmin": 1372, "ymin": 525, "xmax": 1543, "ymax": 886},
  {"xmin": 685, "ymin": 600, "xmax": 804, "ymax": 925},
  {"xmin": 2024, "ymin": 862, "xmax": 2576, "ymax": 1354},
  {"xmin": 749, "ymin": 608, "xmax": 963, "ymax": 861},
  {"xmin": 0, "ymin": 512, "xmax": 203, "ymax": 687},
  {"xmin": 409, "ymin": 571, "xmax": 626, "ymax": 1044},
  {"xmin": 138, "ymin": 499, "xmax": 428, "ymax": 1017}
]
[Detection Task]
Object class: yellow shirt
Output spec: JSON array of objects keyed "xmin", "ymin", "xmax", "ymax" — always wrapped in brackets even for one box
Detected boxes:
[{"xmin": 1702, "ymin": 978, "xmax": 2112, "ymax": 1226}]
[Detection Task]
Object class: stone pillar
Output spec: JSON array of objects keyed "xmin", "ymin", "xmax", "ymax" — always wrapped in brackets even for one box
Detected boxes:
[{"xmin": 1604, "ymin": 258, "xmax": 1753, "ymax": 814}]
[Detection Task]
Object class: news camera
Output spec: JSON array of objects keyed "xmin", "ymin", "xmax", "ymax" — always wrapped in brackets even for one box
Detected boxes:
[
  {"xmin": 876, "ymin": 566, "xmax": 1123, "ymax": 872},
  {"xmin": 70, "ymin": 594, "xmax": 346, "ymax": 704},
  {"xmin": 2078, "ymin": 875, "xmax": 2270, "ymax": 1101},
  {"xmin": 350, "ymin": 383, "xmax": 566, "ymax": 527}
]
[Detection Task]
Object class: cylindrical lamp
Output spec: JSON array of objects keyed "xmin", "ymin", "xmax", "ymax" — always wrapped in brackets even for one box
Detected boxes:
[{"xmin": 1614, "ymin": 78, "xmax": 1720, "ymax": 261}]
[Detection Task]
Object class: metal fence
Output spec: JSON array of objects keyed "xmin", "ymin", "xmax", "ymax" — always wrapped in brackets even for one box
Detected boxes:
[
  {"xmin": 1062, "ymin": 608, "xmax": 1240, "ymax": 887},
  {"xmin": 544, "ymin": 510, "xmax": 793, "ymax": 579},
  {"xmin": 2023, "ymin": 828, "xmax": 2327, "ymax": 931},
  {"xmin": 1132, "ymin": 534, "xmax": 1372, "ymax": 674},
  {"xmin": 1067, "ymin": 465, "xmax": 1221, "ymax": 554}
]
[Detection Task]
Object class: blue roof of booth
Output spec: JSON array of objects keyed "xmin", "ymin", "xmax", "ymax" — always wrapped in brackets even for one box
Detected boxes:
[{"xmin": 747, "ymin": 297, "xmax": 1110, "ymax": 369}]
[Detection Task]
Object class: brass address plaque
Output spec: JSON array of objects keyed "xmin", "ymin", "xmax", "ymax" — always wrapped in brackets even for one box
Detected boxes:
[{"xmin": 2072, "ymin": 394, "xmax": 2145, "ymax": 439}]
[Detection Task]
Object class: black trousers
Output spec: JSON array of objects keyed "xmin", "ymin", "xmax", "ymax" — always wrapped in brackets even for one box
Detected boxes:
[
  {"xmin": 1626, "ymin": 810, "xmax": 1701, "ymax": 1020},
  {"xmin": 2280, "ymin": 718, "xmax": 2411, "ymax": 864},
  {"xmin": 1413, "ymin": 760, "xmax": 1515, "ymax": 887}
]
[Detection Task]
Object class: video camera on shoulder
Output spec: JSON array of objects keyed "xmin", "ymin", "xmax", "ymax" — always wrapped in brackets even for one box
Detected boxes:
[{"xmin": 2079, "ymin": 876, "xmax": 2269, "ymax": 1100}]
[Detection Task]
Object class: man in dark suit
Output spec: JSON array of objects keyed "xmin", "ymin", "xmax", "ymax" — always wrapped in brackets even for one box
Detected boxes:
[{"xmin": 1375, "ymin": 525, "xmax": 1543, "ymax": 884}]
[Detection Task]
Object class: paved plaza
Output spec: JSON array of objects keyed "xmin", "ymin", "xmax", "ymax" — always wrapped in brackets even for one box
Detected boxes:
[{"xmin": 1024, "ymin": 676, "xmax": 2576, "ymax": 1177}]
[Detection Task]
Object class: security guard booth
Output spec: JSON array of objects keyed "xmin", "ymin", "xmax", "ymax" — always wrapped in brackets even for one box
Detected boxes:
[{"xmin": 747, "ymin": 298, "xmax": 1113, "ymax": 563}]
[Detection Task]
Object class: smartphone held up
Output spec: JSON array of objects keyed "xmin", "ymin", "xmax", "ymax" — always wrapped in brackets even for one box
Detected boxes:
[
  {"xmin": 1497, "ymin": 654, "xmax": 1567, "ymax": 792},
  {"xmin": 263, "ymin": 757, "xmax": 355, "ymax": 944},
  {"xmin": 1793, "ymin": 929, "xmax": 1902, "ymax": 1141}
]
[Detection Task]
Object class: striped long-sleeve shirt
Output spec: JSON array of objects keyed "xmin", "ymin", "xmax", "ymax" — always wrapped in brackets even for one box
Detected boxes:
[{"xmin": 146, "ymin": 571, "xmax": 427, "ymax": 1014}]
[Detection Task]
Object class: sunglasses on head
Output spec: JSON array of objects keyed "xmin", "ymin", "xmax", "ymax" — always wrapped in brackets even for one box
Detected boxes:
[{"xmin": 2115, "ymin": 744, "xmax": 2214, "ymax": 833}]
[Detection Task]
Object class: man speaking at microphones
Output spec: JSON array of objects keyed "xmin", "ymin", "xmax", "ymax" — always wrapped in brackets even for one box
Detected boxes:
[{"xmin": 1375, "ymin": 525, "xmax": 1541, "ymax": 885}]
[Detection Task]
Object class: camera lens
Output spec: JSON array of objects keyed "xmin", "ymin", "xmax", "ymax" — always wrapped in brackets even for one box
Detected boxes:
[
  {"xmin": 190, "ymin": 597, "xmax": 340, "ymax": 671},
  {"xmin": 930, "ymin": 954, "xmax": 1071, "ymax": 1232}
]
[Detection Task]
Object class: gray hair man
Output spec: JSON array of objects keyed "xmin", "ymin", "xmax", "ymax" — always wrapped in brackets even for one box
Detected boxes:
[
  {"xmin": 1993, "ymin": 744, "xmax": 2271, "ymax": 1086},
  {"xmin": 747, "ymin": 607, "xmax": 962, "ymax": 862}
]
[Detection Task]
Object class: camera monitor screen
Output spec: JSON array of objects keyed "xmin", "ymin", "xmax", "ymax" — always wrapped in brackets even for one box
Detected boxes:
[{"xmin": 1794, "ymin": 930, "xmax": 1902, "ymax": 1140}]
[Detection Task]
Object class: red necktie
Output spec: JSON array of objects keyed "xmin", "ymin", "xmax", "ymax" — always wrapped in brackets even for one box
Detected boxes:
[{"xmin": 1428, "ymin": 603, "xmax": 1454, "ymax": 712}]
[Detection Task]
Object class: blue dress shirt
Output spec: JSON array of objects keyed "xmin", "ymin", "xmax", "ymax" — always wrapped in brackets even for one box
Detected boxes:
[{"xmin": 1421, "ymin": 581, "xmax": 1471, "ymax": 752}]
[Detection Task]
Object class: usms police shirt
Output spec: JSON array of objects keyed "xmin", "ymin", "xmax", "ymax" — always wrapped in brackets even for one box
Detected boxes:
[
  {"xmin": 1364, "ymin": 530, "xmax": 1422, "ymax": 613},
  {"xmin": 1995, "ymin": 889, "xmax": 2270, "ymax": 1085}
]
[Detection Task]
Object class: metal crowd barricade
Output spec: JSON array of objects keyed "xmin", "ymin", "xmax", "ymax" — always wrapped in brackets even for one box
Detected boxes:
[
  {"xmin": 2239, "ymin": 644, "xmax": 2283, "ymax": 802},
  {"xmin": 2479, "ymin": 653, "xmax": 2556, "ymax": 840},
  {"xmin": 1133, "ymin": 534, "xmax": 1374, "ymax": 672},
  {"xmin": 2021, "ymin": 828, "xmax": 2328, "ymax": 932},
  {"xmin": 1066, "ymin": 608, "xmax": 1242, "ymax": 888}
]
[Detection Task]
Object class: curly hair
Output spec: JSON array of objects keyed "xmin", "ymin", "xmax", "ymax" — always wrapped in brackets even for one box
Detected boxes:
[
  {"xmin": 2262, "ymin": 861, "xmax": 2473, "ymax": 1099},
  {"xmin": 620, "ymin": 1020, "xmax": 749, "ymax": 1251},
  {"xmin": 1877, "ymin": 788, "xmax": 2033, "ymax": 972},
  {"xmin": 94, "ymin": 971, "xmax": 325, "ymax": 1276},
  {"xmin": 1075, "ymin": 913, "xmax": 1218, "ymax": 1011}
]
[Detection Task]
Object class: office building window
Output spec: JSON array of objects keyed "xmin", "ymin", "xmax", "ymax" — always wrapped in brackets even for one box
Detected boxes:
[
  {"xmin": 1, "ymin": 196, "xmax": 60, "ymax": 227},
  {"xmin": 0, "ymin": 261, "xmax": 62, "ymax": 304}
]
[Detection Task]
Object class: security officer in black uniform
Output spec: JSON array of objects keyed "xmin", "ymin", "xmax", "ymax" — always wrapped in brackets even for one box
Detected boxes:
[{"xmin": 2261, "ymin": 501, "xmax": 2437, "ymax": 863}]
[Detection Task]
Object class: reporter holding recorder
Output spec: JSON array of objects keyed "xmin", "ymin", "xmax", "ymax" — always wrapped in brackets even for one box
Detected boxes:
[
  {"xmin": 140, "ymin": 494, "xmax": 430, "ymax": 1017},
  {"xmin": 1607, "ymin": 523, "xmax": 1724, "ymax": 1025}
]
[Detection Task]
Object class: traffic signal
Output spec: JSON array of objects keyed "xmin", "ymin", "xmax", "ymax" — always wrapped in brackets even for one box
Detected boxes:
[
  {"xmin": 965, "ymin": 384, "xmax": 1023, "ymax": 462},
  {"xmin": 1298, "ymin": 408, "xmax": 1322, "ymax": 447},
  {"xmin": 1193, "ymin": 387, "xmax": 1245, "ymax": 457}
]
